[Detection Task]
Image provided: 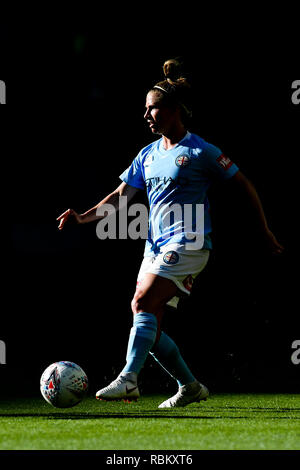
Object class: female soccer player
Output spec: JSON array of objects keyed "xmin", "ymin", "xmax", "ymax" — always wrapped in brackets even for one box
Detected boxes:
[{"xmin": 57, "ymin": 59, "xmax": 284, "ymax": 408}]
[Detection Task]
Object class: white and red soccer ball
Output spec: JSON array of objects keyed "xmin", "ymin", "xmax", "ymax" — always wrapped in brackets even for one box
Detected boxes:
[{"xmin": 40, "ymin": 361, "xmax": 88, "ymax": 408}]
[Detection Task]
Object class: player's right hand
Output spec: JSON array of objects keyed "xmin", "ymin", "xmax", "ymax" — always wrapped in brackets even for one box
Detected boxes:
[{"xmin": 56, "ymin": 209, "xmax": 83, "ymax": 230}]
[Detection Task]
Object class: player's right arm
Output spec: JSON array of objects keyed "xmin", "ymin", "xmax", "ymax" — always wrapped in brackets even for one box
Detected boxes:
[{"xmin": 56, "ymin": 182, "xmax": 139, "ymax": 230}]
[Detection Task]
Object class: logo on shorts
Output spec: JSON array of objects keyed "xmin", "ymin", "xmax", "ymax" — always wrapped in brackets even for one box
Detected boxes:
[
  {"xmin": 183, "ymin": 274, "xmax": 194, "ymax": 292},
  {"xmin": 175, "ymin": 155, "xmax": 190, "ymax": 167},
  {"xmin": 163, "ymin": 251, "xmax": 179, "ymax": 265}
]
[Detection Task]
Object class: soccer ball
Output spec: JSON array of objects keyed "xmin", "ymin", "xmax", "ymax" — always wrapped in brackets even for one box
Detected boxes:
[{"xmin": 40, "ymin": 361, "xmax": 88, "ymax": 408}]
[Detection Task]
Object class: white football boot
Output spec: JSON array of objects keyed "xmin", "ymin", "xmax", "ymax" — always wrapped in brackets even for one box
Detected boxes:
[
  {"xmin": 96, "ymin": 372, "xmax": 140, "ymax": 402},
  {"xmin": 158, "ymin": 381, "xmax": 209, "ymax": 408}
]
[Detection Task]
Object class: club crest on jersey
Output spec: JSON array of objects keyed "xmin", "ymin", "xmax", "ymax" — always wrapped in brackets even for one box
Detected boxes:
[
  {"xmin": 175, "ymin": 155, "xmax": 190, "ymax": 167},
  {"xmin": 163, "ymin": 251, "xmax": 179, "ymax": 265},
  {"xmin": 216, "ymin": 154, "xmax": 233, "ymax": 171}
]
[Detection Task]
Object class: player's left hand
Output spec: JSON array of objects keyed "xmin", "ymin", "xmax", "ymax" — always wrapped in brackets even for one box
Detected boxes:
[{"xmin": 263, "ymin": 229, "xmax": 284, "ymax": 255}]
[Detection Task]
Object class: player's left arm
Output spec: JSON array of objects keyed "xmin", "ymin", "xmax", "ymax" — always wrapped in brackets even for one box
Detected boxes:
[{"xmin": 228, "ymin": 170, "xmax": 284, "ymax": 255}]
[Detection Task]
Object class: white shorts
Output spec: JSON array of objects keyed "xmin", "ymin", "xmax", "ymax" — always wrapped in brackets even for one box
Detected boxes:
[{"xmin": 136, "ymin": 243, "xmax": 210, "ymax": 309}]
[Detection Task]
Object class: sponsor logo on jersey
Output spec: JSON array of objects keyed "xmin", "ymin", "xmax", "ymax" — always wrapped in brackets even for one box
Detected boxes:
[
  {"xmin": 216, "ymin": 154, "xmax": 233, "ymax": 171},
  {"xmin": 163, "ymin": 251, "xmax": 179, "ymax": 265},
  {"xmin": 175, "ymin": 155, "xmax": 191, "ymax": 167},
  {"xmin": 145, "ymin": 175, "xmax": 189, "ymax": 189}
]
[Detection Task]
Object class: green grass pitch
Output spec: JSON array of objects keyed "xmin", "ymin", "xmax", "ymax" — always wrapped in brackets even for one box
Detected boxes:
[{"xmin": 0, "ymin": 393, "xmax": 299, "ymax": 450}]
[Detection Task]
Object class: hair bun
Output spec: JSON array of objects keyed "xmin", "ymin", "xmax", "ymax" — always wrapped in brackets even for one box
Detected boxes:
[{"xmin": 163, "ymin": 58, "xmax": 183, "ymax": 81}]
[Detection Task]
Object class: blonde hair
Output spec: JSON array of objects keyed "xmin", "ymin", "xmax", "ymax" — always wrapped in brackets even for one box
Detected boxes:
[{"xmin": 151, "ymin": 58, "xmax": 192, "ymax": 121}]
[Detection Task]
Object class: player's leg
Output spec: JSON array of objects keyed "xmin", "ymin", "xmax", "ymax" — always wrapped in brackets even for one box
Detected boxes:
[
  {"xmin": 150, "ymin": 331, "xmax": 209, "ymax": 408},
  {"xmin": 149, "ymin": 295, "xmax": 209, "ymax": 408},
  {"xmin": 150, "ymin": 331, "xmax": 196, "ymax": 387},
  {"xmin": 96, "ymin": 273, "xmax": 178, "ymax": 401},
  {"xmin": 96, "ymin": 247, "xmax": 210, "ymax": 405},
  {"xmin": 148, "ymin": 247, "xmax": 210, "ymax": 407},
  {"xmin": 119, "ymin": 274, "xmax": 177, "ymax": 373}
]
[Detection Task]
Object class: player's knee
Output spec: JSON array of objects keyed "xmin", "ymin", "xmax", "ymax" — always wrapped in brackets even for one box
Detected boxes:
[
  {"xmin": 131, "ymin": 291, "xmax": 159, "ymax": 315},
  {"xmin": 131, "ymin": 293, "xmax": 147, "ymax": 314}
]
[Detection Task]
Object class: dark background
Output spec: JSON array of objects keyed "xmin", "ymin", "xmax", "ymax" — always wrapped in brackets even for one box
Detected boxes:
[{"xmin": 1, "ymin": 25, "xmax": 299, "ymax": 397}]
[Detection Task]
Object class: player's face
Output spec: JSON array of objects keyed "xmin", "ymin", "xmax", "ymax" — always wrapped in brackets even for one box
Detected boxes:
[{"xmin": 144, "ymin": 91, "xmax": 178, "ymax": 135}]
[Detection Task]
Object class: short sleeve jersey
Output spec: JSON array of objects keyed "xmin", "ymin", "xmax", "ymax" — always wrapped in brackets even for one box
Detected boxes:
[{"xmin": 119, "ymin": 132, "xmax": 239, "ymax": 256}]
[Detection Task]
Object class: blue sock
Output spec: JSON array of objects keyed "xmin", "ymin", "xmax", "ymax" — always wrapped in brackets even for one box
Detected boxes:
[
  {"xmin": 150, "ymin": 331, "xmax": 196, "ymax": 387},
  {"xmin": 121, "ymin": 312, "xmax": 158, "ymax": 375}
]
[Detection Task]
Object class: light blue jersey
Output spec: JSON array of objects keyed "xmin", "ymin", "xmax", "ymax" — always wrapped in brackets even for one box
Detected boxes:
[{"xmin": 119, "ymin": 132, "xmax": 239, "ymax": 256}]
